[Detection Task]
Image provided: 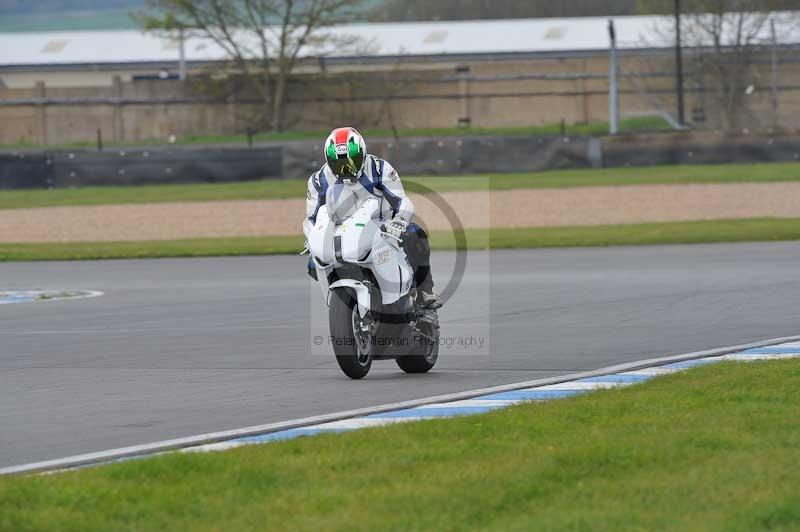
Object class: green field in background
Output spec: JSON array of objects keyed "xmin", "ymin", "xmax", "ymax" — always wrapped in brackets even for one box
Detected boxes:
[
  {"xmin": 3, "ymin": 359, "xmax": 799, "ymax": 531},
  {"xmin": 0, "ymin": 162, "xmax": 798, "ymax": 210},
  {"xmin": 173, "ymin": 116, "xmax": 672, "ymax": 145},
  {"xmin": 2, "ymin": 218, "xmax": 799, "ymax": 261}
]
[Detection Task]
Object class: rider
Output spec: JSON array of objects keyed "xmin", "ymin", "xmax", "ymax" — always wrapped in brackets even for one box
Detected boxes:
[{"xmin": 303, "ymin": 127, "xmax": 442, "ymax": 309}]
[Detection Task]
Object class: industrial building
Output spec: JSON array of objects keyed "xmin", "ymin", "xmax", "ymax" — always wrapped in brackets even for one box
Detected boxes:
[{"xmin": 1, "ymin": 14, "xmax": 799, "ymax": 145}]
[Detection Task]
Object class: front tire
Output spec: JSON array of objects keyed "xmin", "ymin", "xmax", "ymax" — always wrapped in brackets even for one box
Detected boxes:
[{"xmin": 329, "ymin": 288, "xmax": 372, "ymax": 379}]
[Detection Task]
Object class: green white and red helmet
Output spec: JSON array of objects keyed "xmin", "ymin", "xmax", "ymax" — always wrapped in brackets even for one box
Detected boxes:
[{"xmin": 325, "ymin": 127, "xmax": 366, "ymax": 183}]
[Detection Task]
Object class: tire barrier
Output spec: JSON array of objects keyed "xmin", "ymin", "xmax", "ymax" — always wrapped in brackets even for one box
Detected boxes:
[
  {"xmin": 1, "ymin": 133, "xmax": 798, "ymax": 189},
  {"xmin": 0, "ymin": 152, "xmax": 53, "ymax": 189},
  {"xmin": 603, "ymin": 132, "xmax": 800, "ymax": 167},
  {"xmin": 283, "ymin": 135, "xmax": 597, "ymax": 178},
  {"xmin": 0, "ymin": 147, "xmax": 283, "ymax": 189}
]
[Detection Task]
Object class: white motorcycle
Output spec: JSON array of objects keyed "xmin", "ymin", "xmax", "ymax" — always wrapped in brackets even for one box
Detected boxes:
[{"xmin": 307, "ymin": 197, "xmax": 440, "ymax": 379}]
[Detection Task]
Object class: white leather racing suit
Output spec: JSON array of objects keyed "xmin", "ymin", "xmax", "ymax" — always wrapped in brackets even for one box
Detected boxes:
[
  {"xmin": 303, "ymin": 154, "xmax": 413, "ymax": 238},
  {"xmin": 302, "ymin": 154, "xmax": 439, "ymax": 303}
]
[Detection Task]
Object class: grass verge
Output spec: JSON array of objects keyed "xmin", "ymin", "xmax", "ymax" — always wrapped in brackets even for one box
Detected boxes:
[
  {"xmin": 0, "ymin": 236, "xmax": 303, "ymax": 262},
  {"xmin": 2, "ymin": 218, "xmax": 800, "ymax": 261},
  {"xmin": 0, "ymin": 162, "xmax": 798, "ymax": 210},
  {"xmin": 2, "ymin": 359, "xmax": 800, "ymax": 531}
]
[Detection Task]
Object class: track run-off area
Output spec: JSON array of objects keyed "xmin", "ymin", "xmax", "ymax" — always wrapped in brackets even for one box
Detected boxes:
[{"xmin": 2, "ymin": 242, "xmax": 800, "ymax": 468}]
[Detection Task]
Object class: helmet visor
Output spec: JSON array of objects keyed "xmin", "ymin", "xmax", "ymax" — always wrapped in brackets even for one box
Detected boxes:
[
  {"xmin": 325, "ymin": 129, "xmax": 365, "ymax": 181},
  {"xmin": 328, "ymin": 156, "xmax": 358, "ymax": 178}
]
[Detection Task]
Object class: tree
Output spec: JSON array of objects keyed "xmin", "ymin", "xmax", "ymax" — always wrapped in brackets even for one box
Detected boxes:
[
  {"xmin": 138, "ymin": 0, "xmax": 363, "ymax": 132},
  {"xmin": 644, "ymin": 0, "xmax": 798, "ymax": 131}
]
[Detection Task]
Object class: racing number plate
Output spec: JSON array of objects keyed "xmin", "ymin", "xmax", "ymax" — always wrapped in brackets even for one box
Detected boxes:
[{"xmin": 376, "ymin": 249, "xmax": 391, "ymax": 265}]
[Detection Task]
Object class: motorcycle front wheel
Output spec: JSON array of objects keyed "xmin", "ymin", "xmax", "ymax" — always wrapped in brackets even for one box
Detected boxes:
[{"xmin": 329, "ymin": 288, "xmax": 372, "ymax": 379}]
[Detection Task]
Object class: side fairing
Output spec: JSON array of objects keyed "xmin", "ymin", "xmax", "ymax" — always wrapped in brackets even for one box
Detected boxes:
[
  {"xmin": 370, "ymin": 235, "xmax": 413, "ymax": 304},
  {"xmin": 308, "ymin": 205, "xmax": 335, "ymax": 265},
  {"xmin": 312, "ymin": 198, "xmax": 412, "ymax": 307}
]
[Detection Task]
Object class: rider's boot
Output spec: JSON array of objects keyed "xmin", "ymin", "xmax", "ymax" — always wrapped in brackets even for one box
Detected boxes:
[
  {"xmin": 415, "ymin": 264, "xmax": 443, "ymax": 309},
  {"xmin": 419, "ymin": 289, "xmax": 443, "ymax": 309},
  {"xmin": 405, "ymin": 224, "xmax": 443, "ymax": 310}
]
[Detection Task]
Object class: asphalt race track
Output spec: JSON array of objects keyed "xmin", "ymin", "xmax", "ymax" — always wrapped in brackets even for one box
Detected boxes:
[{"xmin": 2, "ymin": 242, "xmax": 800, "ymax": 468}]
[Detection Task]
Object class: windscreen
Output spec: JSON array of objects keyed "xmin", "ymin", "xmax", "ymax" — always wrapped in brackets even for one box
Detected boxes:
[{"xmin": 326, "ymin": 183, "xmax": 361, "ymax": 224}]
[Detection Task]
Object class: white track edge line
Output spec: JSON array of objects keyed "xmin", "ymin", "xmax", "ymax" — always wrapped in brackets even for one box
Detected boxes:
[
  {"xmin": 3, "ymin": 334, "xmax": 799, "ymax": 476},
  {"xmin": 0, "ymin": 290, "xmax": 103, "ymax": 305}
]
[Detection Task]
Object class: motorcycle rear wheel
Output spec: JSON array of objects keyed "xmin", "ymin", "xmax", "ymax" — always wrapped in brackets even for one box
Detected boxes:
[
  {"xmin": 396, "ymin": 344, "xmax": 438, "ymax": 373},
  {"xmin": 329, "ymin": 288, "xmax": 372, "ymax": 379},
  {"xmin": 396, "ymin": 311, "xmax": 439, "ymax": 374}
]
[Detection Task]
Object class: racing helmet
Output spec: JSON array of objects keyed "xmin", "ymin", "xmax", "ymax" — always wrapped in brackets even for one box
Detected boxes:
[{"xmin": 324, "ymin": 127, "xmax": 366, "ymax": 184}]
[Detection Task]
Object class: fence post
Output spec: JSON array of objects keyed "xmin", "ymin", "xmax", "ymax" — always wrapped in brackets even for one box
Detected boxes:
[
  {"xmin": 112, "ymin": 75, "xmax": 124, "ymax": 143},
  {"xmin": 608, "ymin": 20, "xmax": 619, "ymax": 135},
  {"xmin": 456, "ymin": 64, "xmax": 471, "ymax": 128},
  {"xmin": 771, "ymin": 18, "xmax": 780, "ymax": 130},
  {"xmin": 178, "ymin": 27, "xmax": 187, "ymax": 81},
  {"xmin": 674, "ymin": 0, "xmax": 685, "ymax": 127},
  {"xmin": 35, "ymin": 81, "xmax": 47, "ymax": 146},
  {"xmin": 580, "ymin": 59, "xmax": 591, "ymax": 124}
]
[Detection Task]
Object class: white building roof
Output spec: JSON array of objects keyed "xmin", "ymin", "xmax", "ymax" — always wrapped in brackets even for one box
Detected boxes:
[{"xmin": 1, "ymin": 13, "xmax": 798, "ymax": 68}]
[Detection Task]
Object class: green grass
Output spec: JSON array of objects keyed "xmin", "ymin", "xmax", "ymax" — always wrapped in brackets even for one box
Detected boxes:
[
  {"xmin": 176, "ymin": 116, "xmax": 672, "ymax": 145},
  {"xmin": 0, "ymin": 180, "xmax": 308, "ymax": 210},
  {"xmin": 0, "ymin": 236, "xmax": 303, "ymax": 262},
  {"xmin": 479, "ymin": 162, "xmax": 800, "ymax": 191},
  {"xmin": 1, "ymin": 162, "xmax": 798, "ymax": 210},
  {"xmin": 3, "ymin": 359, "xmax": 800, "ymax": 531},
  {"xmin": 479, "ymin": 218, "xmax": 800, "ymax": 249},
  {"xmin": 2, "ymin": 218, "xmax": 800, "ymax": 261},
  {"xmin": 1, "ymin": 116, "xmax": 670, "ymax": 150}
]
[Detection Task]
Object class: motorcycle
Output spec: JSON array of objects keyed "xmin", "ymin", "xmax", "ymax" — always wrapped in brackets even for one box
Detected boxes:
[{"xmin": 306, "ymin": 196, "xmax": 440, "ymax": 379}]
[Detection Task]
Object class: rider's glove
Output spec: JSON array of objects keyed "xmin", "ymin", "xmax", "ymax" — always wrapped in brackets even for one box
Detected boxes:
[{"xmin": 386, "ymin": 218, "xmax": 407, "ymax": 240}]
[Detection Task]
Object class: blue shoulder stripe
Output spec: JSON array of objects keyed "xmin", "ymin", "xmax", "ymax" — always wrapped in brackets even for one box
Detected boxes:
[
  {"xmin": 309, "ymin": 169, "xmax": 328, "ymax": 224},
  {"xmin": 373, "ymin": 161, "xmax": 401, "ymax": 214},
  {"xmin": 312, "ymin": 171, "xmax": 323, "ymax": 194},
  {"xmin": 369, "ymin": 157, "xmax": 386, "ymax": 183},
  {"xmin": 319, "ymin": 169, "xmax": 329, "ymax": 194}
]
